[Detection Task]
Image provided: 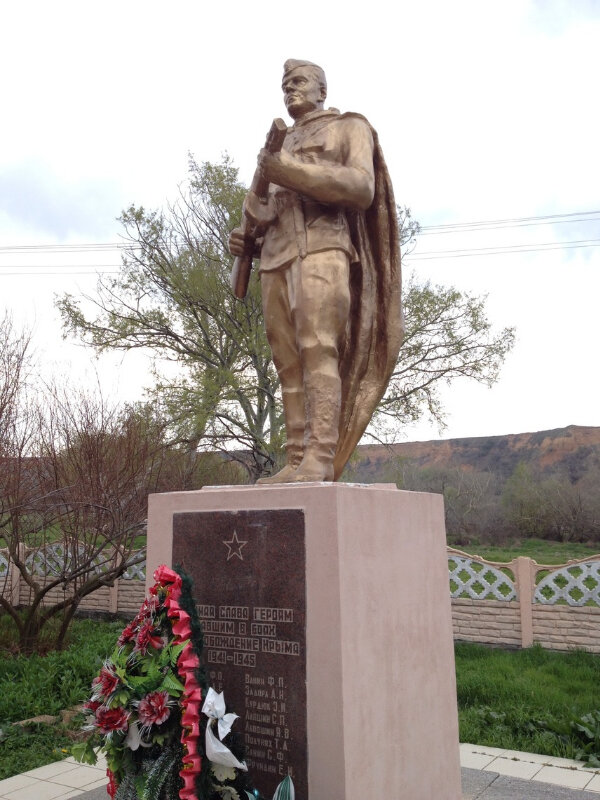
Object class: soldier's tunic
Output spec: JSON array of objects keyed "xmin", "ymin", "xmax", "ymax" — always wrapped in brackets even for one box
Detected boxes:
[
  {"xmin": 259, "ymin": 109, "xmax": 375, "ymax": 429},
  {"xmin": 259, "ymin": 108, "xmax": 374, "ymax": 271}
]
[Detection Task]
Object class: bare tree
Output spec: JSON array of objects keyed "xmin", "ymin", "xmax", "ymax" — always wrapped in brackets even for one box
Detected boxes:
[
  {"xmin": 0, "ymin": 318, "xmax": 203, "ymax": 653},
  {"xmin": 0, "ymin": 313, "xmax": 32, "ymax": 444}
]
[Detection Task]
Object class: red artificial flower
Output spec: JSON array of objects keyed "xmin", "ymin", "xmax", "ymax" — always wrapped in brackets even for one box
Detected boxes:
[
  {"xmin": 134, "ymin": 620, "xmax": 163, "ymax": 654},
  {"xmin": 106, "ymin": 769, "xmax": 118, "ymax": 799},
  {"xmin": 181, "ymin": 704, "xmax": 199, "ymax": 728},
  {"xmin": 178, "ymin": 770, "xmax": 198, "ymax": 800},
  {"xmin": 95, "ymin": 706, "xmax": 129, "ymax": 734},
  {"xmin": 135, "ymin": 596, "xmax": 159, "ymax": 623},
  {"xmin": 117, "ymin": 621, "xmax": 137, "ymax": 647},
  {"xmin": 184, "ymin": 687, "xmax": 202, "ymax": 704},
  {"xmin": 171, "ymin": 613, "xmax": 192, "ymax": 640},
  {"xmin": 153, "ymin": 565, "xmax": 182, "ymax": 589},
  {"xmin": 83, "ymin": 699, "xmax": 101, "ymax": 714},
  {"xmin": 179, "ymin": 643, "xmax": 199, "ymax": 667},
  {"xmin": 182, "ymin": 719, "xmax": 200, "ymax": 738},
  {"xmin": 181, "ymin": 755, "xmax": 201, "ymax": 776},
  {"xmin": 137, "ymin": 691, "xmax": 172, "ymax": 727},
  {"xmin": 183, "ymin": 736, "xmax": 198, "ymax": 758},
  {"xmin": 92, "ymin": 665, "xmax": 119, "ymax": 698},
  {"xmin": 183, "ymin": 670, "xmax": 200, "ymax": 690}
]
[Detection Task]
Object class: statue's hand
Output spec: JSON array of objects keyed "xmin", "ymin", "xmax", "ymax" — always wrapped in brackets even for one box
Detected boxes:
[
  {"xmin": 257, "ymin": 148, "xmax": 296, "ymax": 186},
  {"xmin": 228, "ymin": 227, "xmax": 249, "ymax": 258}
]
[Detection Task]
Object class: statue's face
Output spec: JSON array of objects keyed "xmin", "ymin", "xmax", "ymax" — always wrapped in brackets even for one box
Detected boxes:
[{"xmin": 282, "ymin": 68, "xmax": 325, "ymax": 119}]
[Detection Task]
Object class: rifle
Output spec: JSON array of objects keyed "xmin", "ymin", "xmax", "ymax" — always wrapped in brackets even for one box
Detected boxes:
[{"xmin": 230, "ymin": 118, "xmax": 288, "ymax": 298}]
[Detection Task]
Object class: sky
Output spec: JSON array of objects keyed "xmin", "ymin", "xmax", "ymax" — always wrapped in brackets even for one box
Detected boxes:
[{"xmin": 1, "ymin": 0, "xmax": 599, "ymax": 443}]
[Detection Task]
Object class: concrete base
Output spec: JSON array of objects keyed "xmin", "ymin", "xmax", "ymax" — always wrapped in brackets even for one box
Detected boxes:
[{"xmin": 146, "ymin": 483, "xmax": 462, "ymax": 800}]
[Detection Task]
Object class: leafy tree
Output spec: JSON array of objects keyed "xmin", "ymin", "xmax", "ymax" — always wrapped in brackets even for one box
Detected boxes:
[
  {"xmin": 59, "ymin": 156, "xmax": 277, "ymax": 481},
  {"xmin": 58, "ymin": 156, "xmax": 514, "ymax": 480},
  {"xmin": 370, "ymin": 276, "xmax": 515, "ymax": 440},
  {"xmin": 502, "ymin": 461, "xmax": 600, "ymax": 543},
  {"xmin": 380, "ymin": 459, "xmax": 502, "ymax": 542}
]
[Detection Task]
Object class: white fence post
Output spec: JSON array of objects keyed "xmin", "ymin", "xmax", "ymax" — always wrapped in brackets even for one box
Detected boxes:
[
  {"xmin": 8, "ymin": 544, "xmax": 26, "ymax": 607},
  {"xmin": 109, "ymin": 579, "xmax": 119, "ymax": 613},
  {"xmin": 513, "ymin": 556, "xmax": 535, "ymax": 648}
]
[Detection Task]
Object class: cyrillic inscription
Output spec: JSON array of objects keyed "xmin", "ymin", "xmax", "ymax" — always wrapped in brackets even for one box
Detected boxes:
[{"xmin": 173, "ymin": 508, "xmax": 307, "ymax": 798}]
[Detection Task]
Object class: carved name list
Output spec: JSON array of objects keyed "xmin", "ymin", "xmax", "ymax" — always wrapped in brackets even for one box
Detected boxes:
[{"xmin": 172, "ymin": 509, "xmax": 307, "ymax": 799}]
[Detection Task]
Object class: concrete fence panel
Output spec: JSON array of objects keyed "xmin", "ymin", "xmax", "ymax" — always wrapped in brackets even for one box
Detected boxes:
[{"xmin": 3, "ymin": 544, "xmax": 600, "ymax": 653}]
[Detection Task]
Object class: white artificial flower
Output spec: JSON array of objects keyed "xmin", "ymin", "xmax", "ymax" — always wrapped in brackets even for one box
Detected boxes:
[
  {"xmin": 211, "ymin": 764, "xmax": 237, "ymax": 782},
  {"xmin": 216, "ymin": 787, "xmax": 239, "ymax": 800}
]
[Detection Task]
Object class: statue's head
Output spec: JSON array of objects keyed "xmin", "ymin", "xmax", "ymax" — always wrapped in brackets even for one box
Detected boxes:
[{"xmin": 282, "ymin": 59, "xmax": 327, "ymax": 119}]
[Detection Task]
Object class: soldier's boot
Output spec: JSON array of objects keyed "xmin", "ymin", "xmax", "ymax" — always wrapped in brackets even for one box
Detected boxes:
[
  {"xmin": 289, "ymin": 375, "xmax": 339, "ymax": 483},
  {"xmin": 256, "ymin": 389, "xmax": 305, "ymax": 484}
]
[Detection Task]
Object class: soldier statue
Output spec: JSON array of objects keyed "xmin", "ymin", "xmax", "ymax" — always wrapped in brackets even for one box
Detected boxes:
[{"xmin": 229, "ymin": 59, "xmax": 402, "ymax": 483}]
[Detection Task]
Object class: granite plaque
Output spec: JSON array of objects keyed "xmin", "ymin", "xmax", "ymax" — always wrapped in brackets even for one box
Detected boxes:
[{"xmin": 173, "ymin": 509, "xmax": 306, "ymax": 798}]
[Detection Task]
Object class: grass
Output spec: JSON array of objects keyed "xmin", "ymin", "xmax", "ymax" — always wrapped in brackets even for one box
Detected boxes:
[
  {"xmin": 0, "ymin": 617, "xmax": 122, "ymax": 721},
  {"xmin": 2, "ymin": 618, "xmax": 600, "ymax": 779},
  {"xmin": 0, "ymin": 724, "xmax": 75, "ymax": 779},
  {"xmin": 0, "ymin": 615, "xmax": 123, "ymax": 780},
  {"xmin": 456, "ymin": 642, "xmax": 600, "ymax": 760},
  {"xmin": 450, "ymin": 538, "xmax": 600, "ymax": 565}
]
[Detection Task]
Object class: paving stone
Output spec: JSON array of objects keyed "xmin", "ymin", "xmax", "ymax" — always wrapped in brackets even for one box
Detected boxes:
[
  {"xmin": 466, "ymin": 744, "xmax": 509, "ymax": 758},
  {"xmin": 0, "ymin": 775, "xmax": 38, "ymax": 796},
  {"xmin": 473, "ymin": 774, "xmax": 600, "ymax": 799},
  {"xmin": 47, "ymin": 767, "xmax": 107, "ymax": 790},
  {"xmin": 461, "ymin": 751, "xmax": 499, "ymax": 770},
  {"xmin": 51, "ymin": 791, "xmax": 84, "ymax": 800},
  {"xmin": 534, "ymin": 766, "xmax": 595, "ymax": 790},
  {"xmin": 66, "ymin": 789, "xmax": 106, "ymax": 800},
  {"xmin": 22, "ymin": 764, "xmax": 78, "ymax": 781},
  {"xmin": 461, "ymin": 767, "xmax": 499, "ymax": 799},
  {"xmin": 484, "ymin": 757, "xmax": 542, "ymax": 780},
  {"xmin": 2, "ymin": 780, "xmax": 76, "ymax": 800}
]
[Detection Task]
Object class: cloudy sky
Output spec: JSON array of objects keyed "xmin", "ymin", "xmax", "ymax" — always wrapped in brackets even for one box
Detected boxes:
[{"xmin": 1, "ymin": 0, "xmax": 599, "ymax": 443}]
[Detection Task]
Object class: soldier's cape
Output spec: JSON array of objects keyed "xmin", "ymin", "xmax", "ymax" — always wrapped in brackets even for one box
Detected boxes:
[{"xmin": 333, "ymin": 113, "xmax": 403, "ymax": 479}]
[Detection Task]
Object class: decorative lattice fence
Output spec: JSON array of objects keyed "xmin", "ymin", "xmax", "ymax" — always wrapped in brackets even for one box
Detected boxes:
[
  {"xmin": 0, "ymin": 545, "xmax": 147, "ymax": 614},
  {"xmin": 448, "ymin": 548, "xmax": 600, "ymax": 652},
  {"xmin": 3, "ymin": 543, "xmax": 600, "ymax": 651},
  {"xmin": 448, "ymin": 555, "xmax": 516, "ymax": 601},
  {"xmin": 535, "ymin": 561, "xmax": 600, "ymax": 606}
]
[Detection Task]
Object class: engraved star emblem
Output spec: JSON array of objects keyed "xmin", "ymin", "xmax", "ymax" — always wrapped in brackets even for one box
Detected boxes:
[{"xmin": 223, "ymin": 530, "xmax": 247, "ymax": 561}]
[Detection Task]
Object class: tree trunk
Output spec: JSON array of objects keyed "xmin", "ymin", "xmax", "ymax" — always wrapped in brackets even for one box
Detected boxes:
[
  {"xmin": 56, "ymin": 602, "xmax": 79, "ymax": 651},
  {"xmin": 19, "ymin": 612, "xmax": 43, "ymax": 656}
]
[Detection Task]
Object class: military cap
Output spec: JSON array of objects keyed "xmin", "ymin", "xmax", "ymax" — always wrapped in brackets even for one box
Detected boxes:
[{"xmin": 282, "ymin": 59, "xmax": 327, "ymax": 90}]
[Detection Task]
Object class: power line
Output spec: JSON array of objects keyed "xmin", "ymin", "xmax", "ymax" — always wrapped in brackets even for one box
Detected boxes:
[
  {"xmin": 419, "ymin": 209, "xmax": 600, "ymax": 235},
  {"xmin": 0, "ymin": 271, "xmax": 119, "ymax": 276},
  {"xmin": 0, "ymin": 210, "xmax": 598, "ymax": 276},
  {"xmin": 0, "ymin": 210, "xmax": 597, "ymax": 254},
  {"xmin": 0, "ymin": 264, "xmax": 121, "ymax": 274},
  {"xmin": 410, "ymin": 239, "xmax": 600, "ymax": 260},
  {"xmin": 2, "ymin": 237, "xmax": 598, "ymax": 275},
  {"xmin": 0, "ymin": 243, "xmax": 130, "ymax": 253},
  {"xmin": 1, "ymin": 237, "xmax": 598, "ymax": 273}
]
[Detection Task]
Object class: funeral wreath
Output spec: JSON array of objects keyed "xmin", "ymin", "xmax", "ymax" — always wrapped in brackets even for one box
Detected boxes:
[{"xmin": 73, "ymin": 566, "xmax": 294, "ymax": 800}]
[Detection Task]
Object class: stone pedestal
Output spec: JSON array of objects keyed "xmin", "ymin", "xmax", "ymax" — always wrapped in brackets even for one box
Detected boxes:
[{"xmin": 146, "ymin": 483, "xmax": 462, "ymax": 800}]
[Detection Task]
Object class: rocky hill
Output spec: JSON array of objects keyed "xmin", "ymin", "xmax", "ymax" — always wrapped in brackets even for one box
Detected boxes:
[{"xmin": 346, "ymin": 425, "xmax": 600, "ymax": 484}]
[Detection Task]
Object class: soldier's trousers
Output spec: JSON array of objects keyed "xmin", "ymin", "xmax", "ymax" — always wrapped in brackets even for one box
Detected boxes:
[{"xmin": 260, "ymin": 250, "xmax": 350, "ymax": 453}]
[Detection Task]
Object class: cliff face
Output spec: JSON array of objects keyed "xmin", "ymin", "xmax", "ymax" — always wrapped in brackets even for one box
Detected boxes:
[{"xmin": 348, "ymin": 425, "xmax": 600, "ymax": 483}]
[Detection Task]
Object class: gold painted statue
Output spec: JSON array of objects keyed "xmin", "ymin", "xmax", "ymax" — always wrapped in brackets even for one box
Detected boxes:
[{"xmin": 229, "ymin": 60, "xmax": 403, "ymax": 483}]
